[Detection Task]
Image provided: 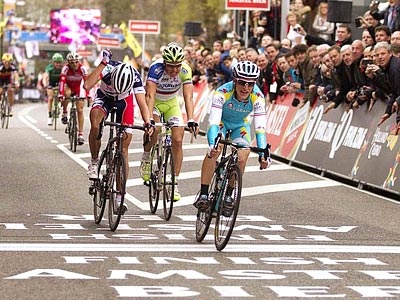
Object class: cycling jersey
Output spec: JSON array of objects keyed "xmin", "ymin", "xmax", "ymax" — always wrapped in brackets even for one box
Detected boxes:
[
  {"xmin": 146, "ymin": 58, "xmax": 192, "ymax": 101},
  {"xmin": 45, "ymin": 63, "xmax": 62, "ymax": 88},
  {"xmin": 59, "ymin": 63, "xmax": 88, "ymax": 98},
  {"xmin": 0, "ymin": 63, "xmax": 17, "ymax": 85},
  {"xmin": 92, "ymin": 60, "xmax": 144, "ymax": 129},
  {"xmin": 207, "ymin": 81, "xmax": 267, "ymax": 150},
  {"xmin": 146, "ymin": 58, "xmax": 192, "ymax": 123}
]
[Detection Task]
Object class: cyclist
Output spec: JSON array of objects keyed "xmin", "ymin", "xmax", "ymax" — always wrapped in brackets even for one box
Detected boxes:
[
  {"xmin": 42, "ymin": 53, "xmax": 63, "ymax": 126},
  {"xmin": 58, "ymin": 52, "xmax": 90, "ymax": 145},
  {"xmin": 84, "ymin": 49, "xmax": 154, "ymax": 214},
  {"xmin": 140, "ymin": 42, "xmax": 199, "ymax": 201},
  {"xmin": 0, "ymin": 53, "xmax": 19, "ymax": 116},
  {"xmin": 193, "ymin": 60, "xmax": 272, "ymax": 213}
]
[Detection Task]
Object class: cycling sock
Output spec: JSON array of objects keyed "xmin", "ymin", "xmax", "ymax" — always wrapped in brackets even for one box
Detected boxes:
[
  {"xmin": 201, "ymin": 184, "xmax": 209, "ymax": 195},
  {"xmin": 91, "ymin": 158, "xmax": 99, "ymax": 165},
  {"xmin": 49, "ymin": 112, "xmax": 52, "ymax": 118}
]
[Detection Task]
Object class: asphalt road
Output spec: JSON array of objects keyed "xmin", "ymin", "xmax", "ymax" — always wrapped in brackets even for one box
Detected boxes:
[{"xmin": 1, "ymin": 101, "xmax": 400, "ymax": 300}]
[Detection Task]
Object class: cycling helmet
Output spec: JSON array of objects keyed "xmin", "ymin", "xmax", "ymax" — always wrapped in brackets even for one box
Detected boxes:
[
  {"xmin": 232, "ymin": 61, "xmax": 260, "ymax": 81},
  {"xmin": 66, "ymin": 52, "xmax": 81, "ymax": 62},
  {"xmin": 162, "ymin": 43, "xmax": 185, "ymax": 64},
  {"xmin": 2, "ymin": 53, "xmax": 13, "ymax": 62},
  {"xmin": 52, "ymin": 53, "xmax": 63, "ymax": 62},
  {"xmin": 110, "ymin": 63, "xmax": 137, "ymax": 94}
]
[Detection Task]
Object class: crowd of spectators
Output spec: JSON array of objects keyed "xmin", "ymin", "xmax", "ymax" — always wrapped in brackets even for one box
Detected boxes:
[{"xmin": 158, "ymin": 0, "xmax": 400, "ymax": 133}]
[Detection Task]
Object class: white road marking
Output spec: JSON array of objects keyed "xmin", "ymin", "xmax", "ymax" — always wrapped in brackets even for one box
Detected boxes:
[{"xmin": 0, "ymin": 243, "xmax": 400, "ymax": 253}]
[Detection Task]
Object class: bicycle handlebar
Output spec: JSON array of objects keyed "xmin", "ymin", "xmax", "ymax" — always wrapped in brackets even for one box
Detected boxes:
[
  {"xmin": 103, "ymin": 121, "xmax": 146, "ymax": 131},
  {"xmin": 214, "ymin": 132, "xmax": 271, "ymax": 159}
]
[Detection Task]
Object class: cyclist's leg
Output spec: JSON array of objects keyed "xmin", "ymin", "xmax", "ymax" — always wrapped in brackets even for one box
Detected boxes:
[
  {"xmin": 163, "ymin": 98, "xmax": 184, "ymax": 177},
  {"xmin": 76, "ymin": 100, "xmax": 84, "ymax": 132},
  {"xmin": 140, "ymin": 104, "xmax": 160, "ymax": 181},
  {"xmin": 88, "ymin": 96, "xmax": 107, "ymax": 173},
  {"xmin": 47, "ymin": 87, "xmax": 53, "ymax": 116}
]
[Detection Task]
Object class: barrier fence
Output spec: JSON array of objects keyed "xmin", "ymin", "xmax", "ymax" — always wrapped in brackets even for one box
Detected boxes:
[{"xmin": 185, "ymin": 81, "xmax": 400, "ymax": 196}]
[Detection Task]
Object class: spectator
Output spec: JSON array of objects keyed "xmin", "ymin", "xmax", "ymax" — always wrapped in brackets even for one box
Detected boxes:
[
  {"xmin": 375, "ymin": 25, "xmax": 392, "ymax": 43},
  {"xmin": 286, "ymin": 12, "xmax": 306, "ymax": 46},
  {"xmin": 299, "ymin": 23, "xmax": 353, "ymax": 47},
  {"xmin": 362, "ymin": 29, "xmax": 375, "ymax": 47},
  {"xmin": 310, "ymin": 1, "xmax": 334, "ymax": 41},
  {"xmin": 370, "ymin": 0, "xmax": 400, "ymax": 33},
  {"xmin": 367, "ymin": 41, "xmax": 400, "ymax": 127},
  {"xmin": 280, "ymin": 38, "xmax": 292, "ymax": 50},
  {"xmin": 390, "ymin": 30, "xmax": 400, "ymax": 45}
]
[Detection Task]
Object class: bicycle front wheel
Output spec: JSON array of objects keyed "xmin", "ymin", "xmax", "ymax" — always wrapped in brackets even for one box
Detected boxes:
[
  {"xmin": 68, "ymin": 110, "xmax": 77, "ymax": 152},
  {"xmin": 215, "ymin": 164, "xmax": 242, "ymax": 251},
  {"xmin": 148, "ymin": 144, "xmax": 160, "ymax": 213},
  {"xmin": 0, "ymin": 97, "xmax": 5, "ymax": 129},
  {"xmin": 93, "ymin": 149, "xmax": 107, "ymax": 224},
  {"xmin": 162, "ymin": 147, "xmax": 175, "ymax": 221},
  {"xmin": 195, "ymin": 170, "xmax": 219, "ymax": 242},
  {"xmin": 108, "ymin": 152, "xmax": 127, "ymax": 231}
]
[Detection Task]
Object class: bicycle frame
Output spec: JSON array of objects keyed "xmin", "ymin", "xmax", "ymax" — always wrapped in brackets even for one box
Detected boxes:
[
  {"xmin": 66, "ymin": 96, "xmax": 85, "ymax": 152},
  {"xmin": 196, "ymin": 130, "xmax": 271, "ymax": 251},
  {"xmin": 92, "ymin": 107, "xmax": 145, "ymax": 231},
  {"xmin": 147, "ymin": 115, "xmax": 176, "ymax": 221}
]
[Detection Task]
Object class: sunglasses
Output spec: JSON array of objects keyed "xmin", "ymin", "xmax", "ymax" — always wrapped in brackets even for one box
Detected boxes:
[
  {"xmin": 165, "ymin": 63, "xmax": 182, "ymax": 69},
  {"xmin": 236, "ymin": 79, "xmax": 255, "ymax": 87},
  {"xmin": 69, "ymin": 60, "xmax": 79, "ymax": 64}
]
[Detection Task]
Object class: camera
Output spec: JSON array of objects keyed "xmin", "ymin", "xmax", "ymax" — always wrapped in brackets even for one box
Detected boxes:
[
  {"xmin": 355, "ymin": 17, "xmax": 362, "ymax": 28},
  {"xmin": 293, "ymin": 27, "xmax": 300, "ymax": 32}
]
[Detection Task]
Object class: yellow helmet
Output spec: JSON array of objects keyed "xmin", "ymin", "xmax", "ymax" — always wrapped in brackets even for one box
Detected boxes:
[{"xmin": 2, "ymin": 53, "xmax": 13, "ymax": 62}]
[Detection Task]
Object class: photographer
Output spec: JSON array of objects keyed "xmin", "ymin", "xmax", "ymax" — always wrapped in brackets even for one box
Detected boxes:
[
  {"xmin": 370, "ymin": 0, "xmax": 400, "ymax": 33},
  {"xmin": 365, "ymin": 42, "xmax": 400, "ymax": 126}
]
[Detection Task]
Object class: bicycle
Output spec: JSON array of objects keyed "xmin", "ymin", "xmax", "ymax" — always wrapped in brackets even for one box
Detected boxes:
[
  {"xmin": 145, "ymin": 114, "xmax": 178, "ymax": 221},
  {"xmin": 0, "ymin": 84, "xmax": 11, "ymax": 129},
  {"xmin": 64, "ymin": 95, "xmax": 85, "ymax": 152},
  {"xmin": 195, "ymin": 130, "xmax": 271, "ymax": 251},
  {"xmin": 90, "ymin": 107, "xmax": 146, "ymax": 231},
  {"xmin": 51, "ymin": 87, "xmax": 60, "ymax": 131}
]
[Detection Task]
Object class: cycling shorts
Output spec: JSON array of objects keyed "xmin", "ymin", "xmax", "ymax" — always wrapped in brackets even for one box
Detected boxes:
[
  {"xmin": 220, "ymin": 123, "xmax": 252, "ymax": 146},
  {"xmin": 153, "ymin": 96, "xmax": 183, "ymax": 125},
  {"xmin": 92, "ymin": 91, "xmax": 135, "ymax": 134}
]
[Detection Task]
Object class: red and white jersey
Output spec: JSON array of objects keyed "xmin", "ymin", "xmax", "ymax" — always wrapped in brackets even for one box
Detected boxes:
[{"xmin": 59, "ymin": 63, "xmax": 89, "ymax": 97}]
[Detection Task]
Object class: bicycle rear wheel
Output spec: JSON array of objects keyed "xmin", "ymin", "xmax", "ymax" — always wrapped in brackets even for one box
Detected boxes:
[
  {"xmin": 162, "ymin": 148, "xmax": 174, "ymax": 221},
  {"xmin": 108, "ymin": 152, "xmax": 126, "ymax": 231},
  {"xmin": 93, "ymin": 149, "xmax": 107, "ymax": 224},
  {"xmin": 215, "ymin": 164, "xmax": 242, "ymax": 251},
  {"xmin": 195, "ymin": 170, "xmax": 219, "ymax": 242},
  {"xmin": 148, "ymin": 144, "xmax": 160, "ymax": 213},
  {"xmin": 69, "ymin": 110, "xmax": 77, "ymax": 152}
]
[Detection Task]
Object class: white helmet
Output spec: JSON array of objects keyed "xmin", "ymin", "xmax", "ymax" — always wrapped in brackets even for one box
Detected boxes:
[
  {"xmin": 111, "ymin": 63, "xmax": 137, "ymax": 94},
  {"xmin": 232, "ymin": 61, "xmax": 260, "ymax": 81}
]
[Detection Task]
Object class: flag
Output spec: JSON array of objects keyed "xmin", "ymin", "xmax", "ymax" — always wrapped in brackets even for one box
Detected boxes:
[{"xmin": 119, "ymin": 22, "xmax": 142, "ymax": 58}]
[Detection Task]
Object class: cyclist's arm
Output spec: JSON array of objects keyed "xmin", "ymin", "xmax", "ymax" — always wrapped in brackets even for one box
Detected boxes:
[
  {"xmin": 12, "ymin": 70, "xmax": 19, "ymax": 87},
  {"xmin": 42, "ymin": 72, "xmax": 49, "ymax": 88},
  {"xmin": 58, "ymin": 66, "xmax": 67, "ymax": 96},
  {"xmin": 145, "ymin": 80, "xmax": 157, "ymax": 117},
  {"xmin": 253, "ymin": 95, "xmax": 267, "ymax": 150},
  {"xmin": 207, "ymin": 92, "xmax": 224, "ymax": 147},
  {"xmin": 84, "ymin": 64, "xmax": 105, "ymax": 91},
  {"xmin": 136, "ymin": 91, "xmax": 151, "ymax": 124}
]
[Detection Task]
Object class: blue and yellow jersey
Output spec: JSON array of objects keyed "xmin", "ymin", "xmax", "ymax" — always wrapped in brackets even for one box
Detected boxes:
[
  {"xmin": 146, "ymin": 58, "xmax": 192, "ymax": 101},
  {"xmin": 207, "ymin": 81, "xmax": 267, "ymax": 150}
]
